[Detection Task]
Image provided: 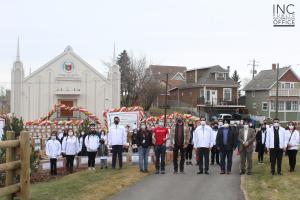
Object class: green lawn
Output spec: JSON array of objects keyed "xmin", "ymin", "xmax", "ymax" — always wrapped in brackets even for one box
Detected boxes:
[
  {"xmin": 0, "ymin": 165, "xmax": 148, "ymax": 200},
  {"xmin": 243, "ymin": 153, "xmax": 300, "ymax": 200}
]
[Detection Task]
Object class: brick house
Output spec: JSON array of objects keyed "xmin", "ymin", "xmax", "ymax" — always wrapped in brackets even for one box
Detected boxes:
[
  {"xmin": 244, "ymin": 64, "xmax": 300, "ymax": 121},
  {"xmin": 146, "ymin": 65, "xmax": 187, "ymax": 107},
  {"xmin": 169, "ymin": 65, "xmax": 243, "ymax": 116}
]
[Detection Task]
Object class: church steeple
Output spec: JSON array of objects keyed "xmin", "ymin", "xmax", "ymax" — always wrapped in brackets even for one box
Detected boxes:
[
  {"xmin": 16, "ymin": 37, "xmax": 20, "ymax": 62},
  {"xmin": 11, "ymin": 38, "xmax": 25, "ymax": 117}
]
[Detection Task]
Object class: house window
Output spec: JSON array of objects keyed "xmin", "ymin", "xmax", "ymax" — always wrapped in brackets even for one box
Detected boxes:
[
  {"xmin": 252, "ymin": 91, "xmax": 255, "ymax": 97},
  {"xmin": 262, "ymin": 102, "xmax": 268, "ymax": 111},
  {"xmin": 270, "ymin": 100, "xmax": 275, "ymax": 110},
  {"xmin": 200, "ymin": 89, "xmax": 204, "ymax": 98},
  {"xmin": 281, "ymin": 82, "xmax": 295, "ymax": 89},
  {"xmin": 206, "ymin": 90, "xmax": 210, "ymax": 102},
  {"xmin": 286, "ymin": 101, "xmax": 292, "ymax": 111},
  {"xmin": 252, "ymin": 102, "xmax": 257, "ymax": 109},
  {"xmin": 278, "ymin": 101, "xmax": 284, "ymax": 110},
  {"xmin": 223, "ymin": 88, "xmax": 232, "ymax": 101},
  {"xmin": 292, "ymin": 101, "xmax": 298, "ymax": 111},
  {"xmin": 215, "ymin": 73, "xmax": 226, "ymax": 80}
]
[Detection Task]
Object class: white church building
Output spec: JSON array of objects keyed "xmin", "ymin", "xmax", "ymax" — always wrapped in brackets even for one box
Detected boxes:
[{"xmin": 11, "ymin": 42, "xmax": 121, "ymax": 122}]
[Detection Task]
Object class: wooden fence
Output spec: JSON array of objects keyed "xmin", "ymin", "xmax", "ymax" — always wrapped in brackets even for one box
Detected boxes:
[{"xmin": 0, "ymin": 131, "xmax": 31, "ymax": 200}]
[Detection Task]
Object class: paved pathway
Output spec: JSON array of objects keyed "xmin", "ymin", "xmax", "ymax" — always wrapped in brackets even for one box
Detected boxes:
[{"xmin": 110, "ymin": 153, "xmax": 245, "ymax": 200}]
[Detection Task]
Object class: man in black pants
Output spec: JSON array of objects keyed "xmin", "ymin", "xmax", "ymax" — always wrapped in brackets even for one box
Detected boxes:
[
  {"xmin": 108, "ymin": 117, "xmax": 127, "ymax": 169},
  {"xmin": 193, "ymin": 117, "xmax": 213, "ymax": 175},
  {"xmin": 266, "ymin": 118, "xmax": 286, "ymax": 175},
  {"xmin": 216, "ymin": 119, "xmax": 237, "ymax": 174},
  {"xmin": 171, "ymin": 118, "xmax": 190, "ymax": 174},
  {"xmin": 211, "ymin": 122, "xmax": 220, "ymax": 165}
]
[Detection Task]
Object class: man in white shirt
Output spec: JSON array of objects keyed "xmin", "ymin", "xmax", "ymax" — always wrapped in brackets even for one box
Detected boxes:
[
  {"xmin": 108, "ymin": 116, "xmax": 127, "ymax": 169},
  {"xmin": 193, "ymin": 117, "xmax": 213, "ymax": 175},
  {"xmin": 266, "ymin": 118, "xmax": 286, "ymax": 175}
]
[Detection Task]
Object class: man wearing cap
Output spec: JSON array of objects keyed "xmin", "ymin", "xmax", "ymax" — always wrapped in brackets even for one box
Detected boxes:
[
  {"xmin": 238, "ymin": 120, "xmax": 256, "ymax": 175},
  {"xmin": 170, "ymin": 117, "xmax": 190, "ymax": 174},
  {"xmin": 193, "ymin": 117, "xmax": 213, "ymax": 175},
  {"xmin": 108, "ymin": 116, "xmax": 127, "ymax": 170},
  {"xmin": 216, "ymin": 119, "xmax": 237, "ymax": 174}
]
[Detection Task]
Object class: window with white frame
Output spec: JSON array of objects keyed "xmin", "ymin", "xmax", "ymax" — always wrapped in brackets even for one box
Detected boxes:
[
  {"xmin": 270, "ymin": 100, "xmax": 275, "ymax": 110},
  {"xmin": 252, "ymin": 91, "xmax": 255, "ymax": 97},
  {"xmin": 280, "ymin": 82, "xmax": 295, "ymax": 89},
  {"xmin": 223, "ymin": 88, "xmax": 232, "ymax": 101},
  {"xmin": 286, "ymin": 101, "xmax": 292, "ymax": 111},
  {"xmin": 262, "ymin": 102, "xmax": 268, "ymax": 111},
  {"xmin": 216, "ymin": 73, "xmax": 226, "ymax": 80},
  {"xmin": 278, "ymin": 101, "xmax": 284, "ymax": 110},
  {"xmin": 252, "ymin": 102, "xmax": 256, "ymax": 109},
  {"xmin": 292, "ymin": 101, "xmax": 298, "ymax": 111}
]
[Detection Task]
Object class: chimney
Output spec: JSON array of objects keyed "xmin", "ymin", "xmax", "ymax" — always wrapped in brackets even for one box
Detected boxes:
[
  {"xmin": 272, "ymin": 63, "xmax": 276, "ymax": 70},
  {"xmin": 227, "ymin": 66, "xmax": 230, "ymax": 74}
]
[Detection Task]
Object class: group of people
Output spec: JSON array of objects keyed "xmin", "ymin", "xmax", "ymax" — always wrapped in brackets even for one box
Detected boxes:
[
  {"xmin": 45, "ymin": 123, "xmax": 109, "ymax": 175},
  {"xmin": 142, "ymin": 117, "xmax": 299, "ymax": 176},
  {"xmin": 46, "ymin": 115, "xmax": 299, "ymax": 177}
]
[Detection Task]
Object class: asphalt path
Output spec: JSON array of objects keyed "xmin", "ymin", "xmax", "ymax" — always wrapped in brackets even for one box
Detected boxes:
[{"xmin": 110, "ymin": 152, "xmax": 245, "ymax": 200}]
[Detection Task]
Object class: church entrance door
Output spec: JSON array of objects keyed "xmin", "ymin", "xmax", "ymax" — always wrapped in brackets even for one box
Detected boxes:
[{"xmin": 60, "ymin": 100, "xmax": 74, "ymax": 118}]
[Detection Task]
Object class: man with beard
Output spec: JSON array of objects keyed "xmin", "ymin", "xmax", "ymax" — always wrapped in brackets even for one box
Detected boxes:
[
  {"xmin": 170, "ymin": 117, "xmax": 190, "ymax": 174},
  {"xmin": 108, "ymin": 117, "xmax": 127, "ymax": 170}
]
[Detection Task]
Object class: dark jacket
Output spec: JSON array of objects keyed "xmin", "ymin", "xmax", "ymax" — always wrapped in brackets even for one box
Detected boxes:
[
  {"xmin": 137, "ymin": 129, "xmax": 153, "ymax": 148},
  {"xmin": 255, "ymin": 129, "xmax": 267, "ymax": 152},
  {"xmin": 98, "ymin": 143, "xmax": 108, "ymax": 157},
  {"xmin": 216, "ymin": 127, "xmax": 237, "ymax": 151}
]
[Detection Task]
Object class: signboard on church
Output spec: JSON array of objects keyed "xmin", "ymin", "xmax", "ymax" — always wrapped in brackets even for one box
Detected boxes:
[{"xmin": 107, "ymin": 111, "xmax": 139, "ymax": 129}]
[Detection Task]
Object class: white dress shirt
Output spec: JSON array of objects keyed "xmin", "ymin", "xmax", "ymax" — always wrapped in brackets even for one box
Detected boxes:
[
  {"xmin": 193, "ymin": 125, "xmax": 213, "ymax": 148},
  {"xmin": 108, "ymin": 125, "xmax": 127, "ymax": 146}
]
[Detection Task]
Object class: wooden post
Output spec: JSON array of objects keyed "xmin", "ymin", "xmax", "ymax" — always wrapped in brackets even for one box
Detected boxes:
[
  {"xmin": 19, "ymin": 131, "xmax": 31, "ymax": 200},
  {"xmin": 5, "ymin": 131, "xmax": 15, "ymax": 200}
]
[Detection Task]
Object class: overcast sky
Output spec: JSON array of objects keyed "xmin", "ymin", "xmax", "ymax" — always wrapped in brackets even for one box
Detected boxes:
[{"xmin": 0, "ymin": 0, "xmax": 299, "ymax": 89}]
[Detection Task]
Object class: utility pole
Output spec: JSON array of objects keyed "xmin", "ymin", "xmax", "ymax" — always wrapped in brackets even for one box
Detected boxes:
[
  {"xmin": 164, "ymin": 74, "xmax": 169, "ymax": 127},
  {"xmin": 248, "ymin": 59, "xmax": 259, "ymax": 79},
  {"xmin": 275, "ymin": 63, "xmax": 279, "ymax": 118}
]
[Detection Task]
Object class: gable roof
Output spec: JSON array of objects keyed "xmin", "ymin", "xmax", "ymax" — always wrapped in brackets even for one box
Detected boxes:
[
  {"xmin": 243, "ymin": 66, "xmax": 292, "ymax": 91},
  {"xmin": 147, "ymin": 65, "xmax": 187, "ymax": 80},
  {"xmin": 173, "ymin": 65, "xmax": 237, "ymax": 90},
  {"xmin": 171, "ymin": 72, "xmax": 185, "ymax": 80},
  {"xmin": 24, "ymin": 46, "xmax": 108, "ymax": 82}
]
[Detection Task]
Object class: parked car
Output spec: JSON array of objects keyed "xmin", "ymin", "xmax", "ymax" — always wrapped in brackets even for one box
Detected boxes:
[{"xmin": 217, "ymin": 113, "xmax": 242, "ymax": 124}]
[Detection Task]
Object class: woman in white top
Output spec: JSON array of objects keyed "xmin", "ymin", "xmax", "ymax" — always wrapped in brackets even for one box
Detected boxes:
[
  {"xmin": 62, "ymin": 128, "xmax": 80, "ymax": 173},
  {"xmin": 46, "ymin": 130, "xmax": 61, "ymax": 175},
  {"xmin": 285, "ymin": 121, "xmax": 299, "ymax": 172}
]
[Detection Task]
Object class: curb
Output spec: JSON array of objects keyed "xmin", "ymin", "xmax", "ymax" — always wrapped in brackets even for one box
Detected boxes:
[{"xmin": 240, "ymin": 175, "xmax": 249, "ymax": 200}]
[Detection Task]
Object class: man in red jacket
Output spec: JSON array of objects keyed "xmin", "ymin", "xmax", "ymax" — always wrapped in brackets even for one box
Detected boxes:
[{"xmin": 153, "ymin": 120, "xmax": 169, "ymax": 174}]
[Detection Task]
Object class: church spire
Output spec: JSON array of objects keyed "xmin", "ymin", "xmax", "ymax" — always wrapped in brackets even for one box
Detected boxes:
[
  {"xmin": 113, "ymin": 42, "xmax": 116, "ymax": 65},
  {"xmin": 16, "ymin": 37, "xmax": 20, "ymax": 62}
]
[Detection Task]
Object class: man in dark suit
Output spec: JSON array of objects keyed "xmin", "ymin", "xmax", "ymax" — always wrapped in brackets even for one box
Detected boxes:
[{"xmin": 216, "ymin": 119, "xmax": 237, "ymax": 174}]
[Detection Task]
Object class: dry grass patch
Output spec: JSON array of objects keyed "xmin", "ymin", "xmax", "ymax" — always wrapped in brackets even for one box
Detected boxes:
[
  {"xmin": 28, "ymin": 165, "xmax": 150, "ymax": 200},
  {"xmin": 243, "ymin": 153, "xmax": 300, "ymax": 200}
]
